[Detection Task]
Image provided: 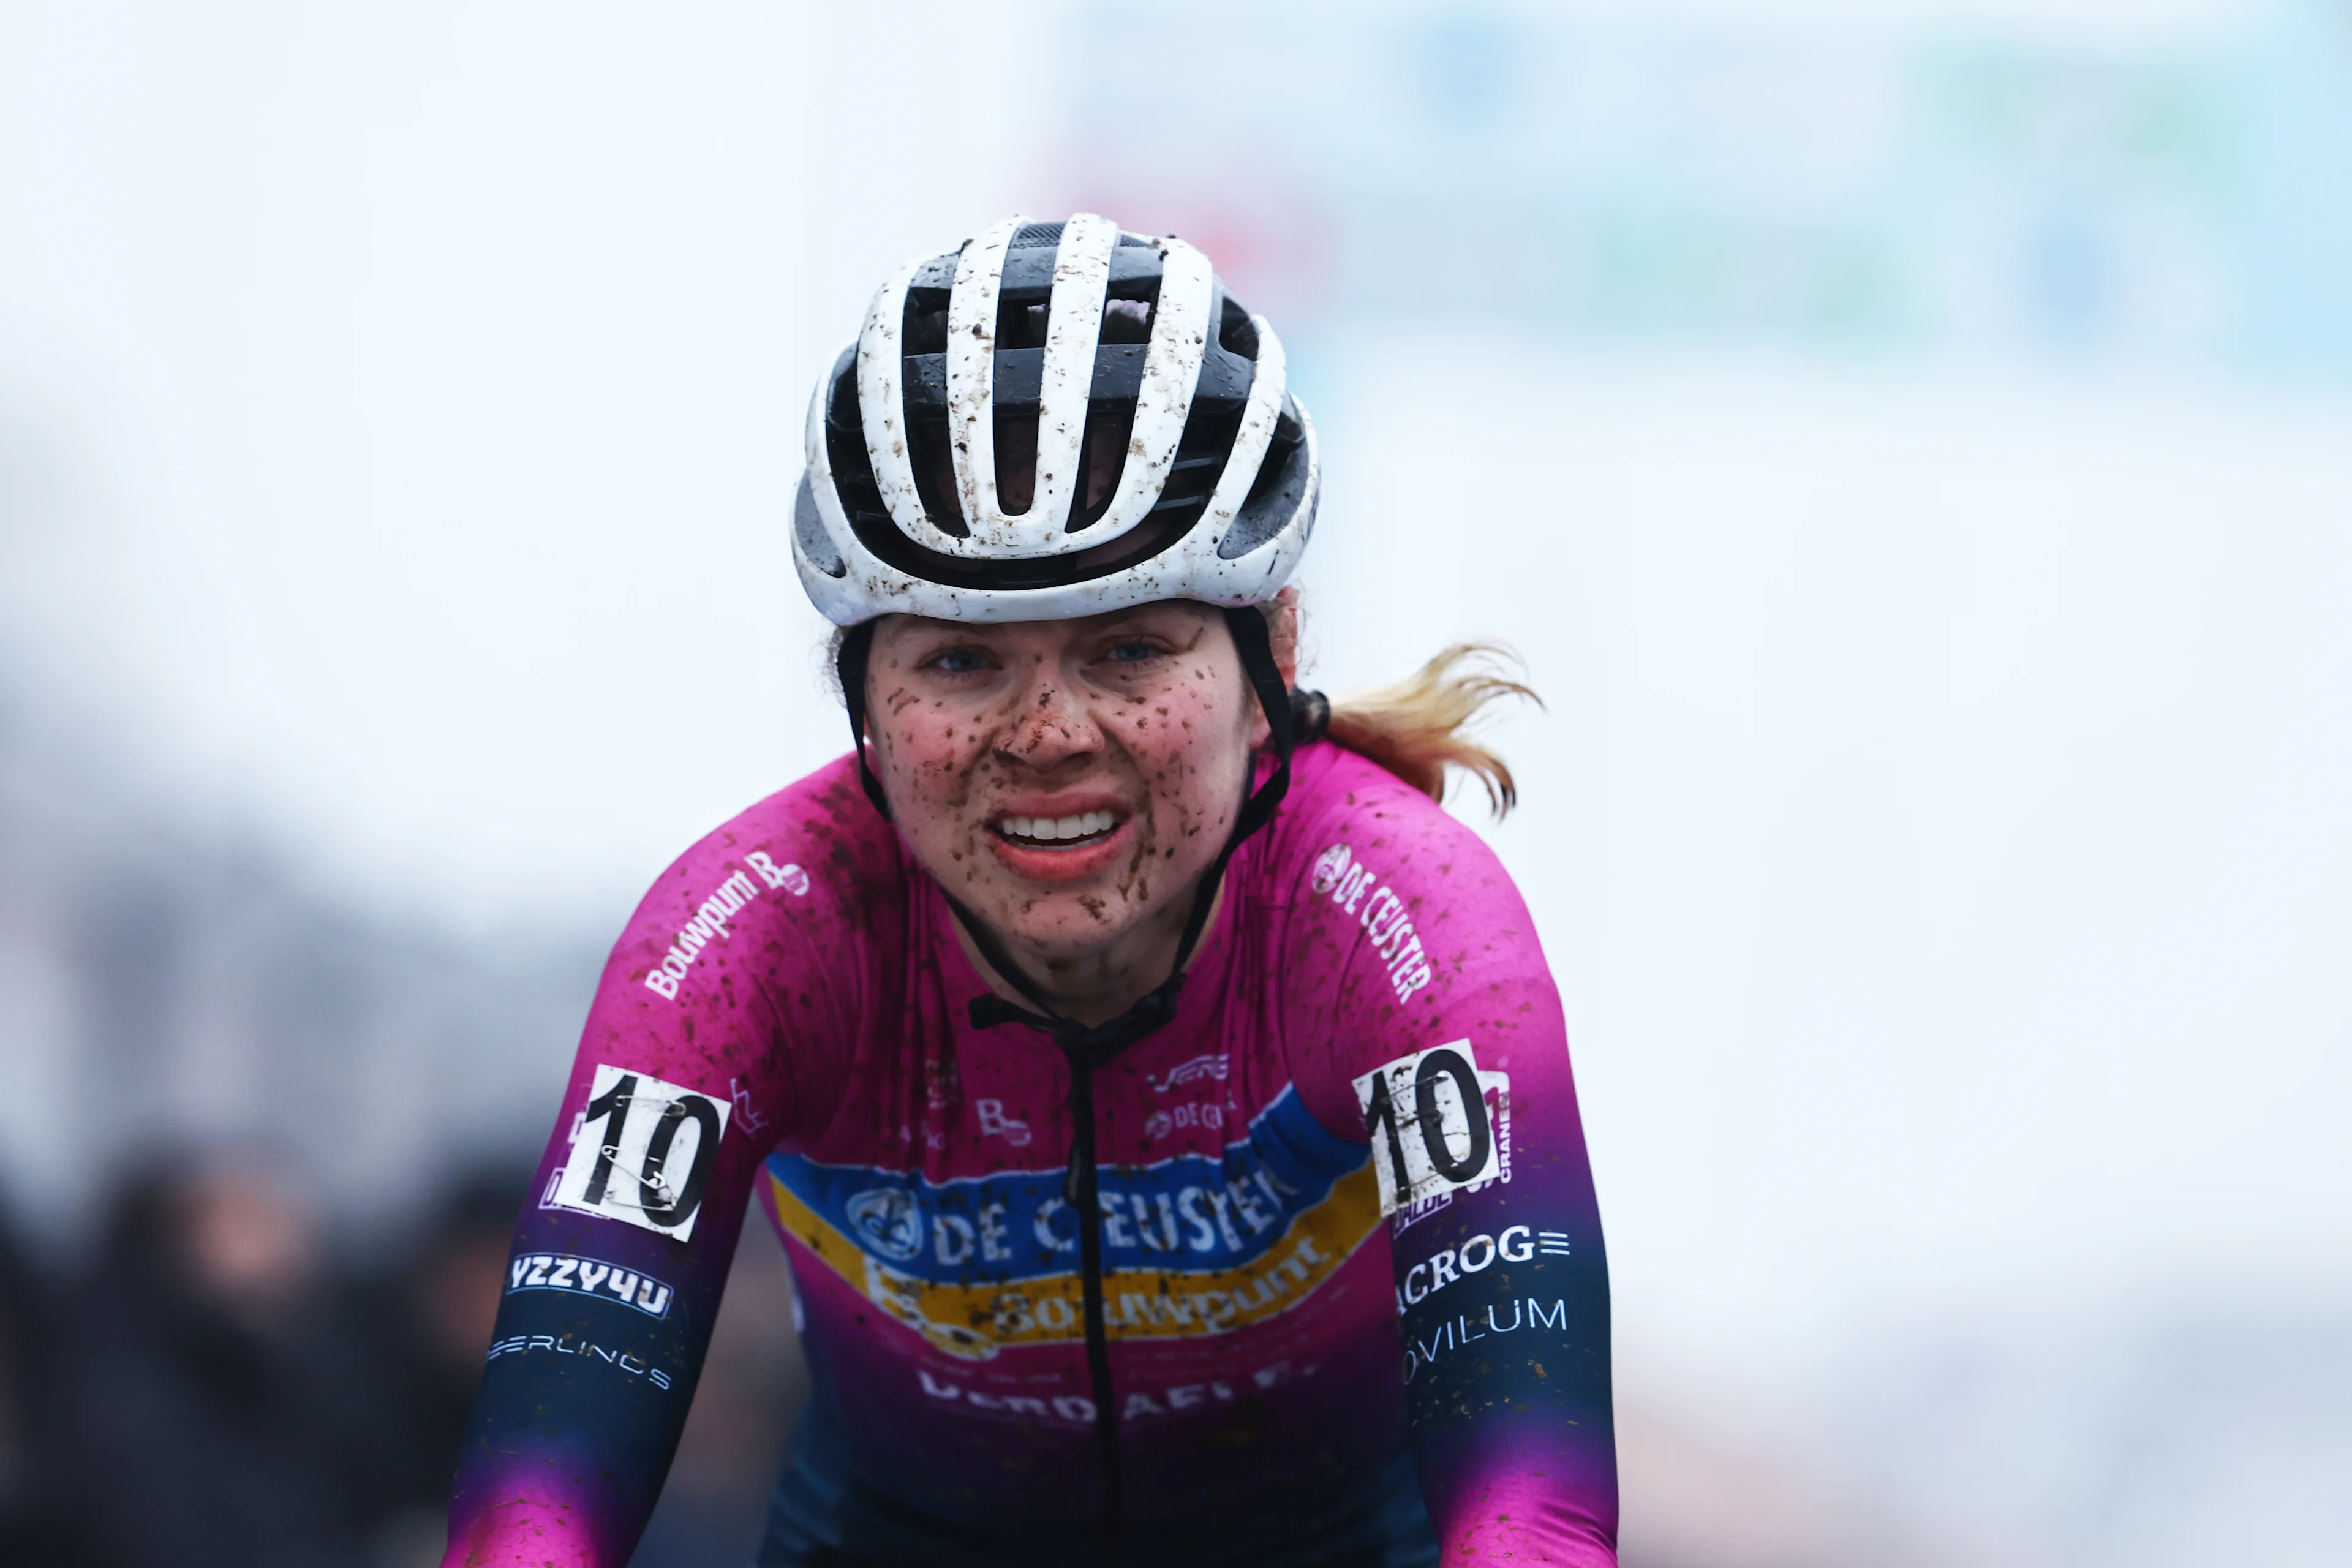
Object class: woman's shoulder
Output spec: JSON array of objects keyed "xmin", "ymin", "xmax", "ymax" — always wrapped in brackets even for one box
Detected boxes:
[
  {"xmin": 1264, "ymin": 741, "xmax": 1515, "ymax": 896},
  {"xmin": 665, "ymin": 752, "xmax": 903, "ymax": 886},
  {"xmin": 1247, "ymin": 747, "xmax": 1556, "ymax": 1140},
  {"xmin": 1253, "ymin": 741, "xmax": 1542, "ymax": 984},
  {"xmin": 612, "ymin": 753, "xmax": 910, "ymax": 1002},
  {"xmin": 715, "ymin": 750, "xmax": 907, "ymax": 885}
]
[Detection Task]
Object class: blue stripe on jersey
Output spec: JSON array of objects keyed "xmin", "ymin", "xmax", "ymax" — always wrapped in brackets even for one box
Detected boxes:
[{"xmin": 763, "ymin": 1085, "xmax": 1366, "ymax": 1285}]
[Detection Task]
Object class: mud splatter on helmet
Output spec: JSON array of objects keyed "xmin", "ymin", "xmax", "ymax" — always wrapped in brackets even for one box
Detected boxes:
[{"xmin": 794, "ymin": 213, "xmax": 1317, "ymax": 627}]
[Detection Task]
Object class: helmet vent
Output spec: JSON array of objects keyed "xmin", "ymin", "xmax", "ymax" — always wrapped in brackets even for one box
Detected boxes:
[
  {"xmin": 1219, "ymin": 393, "xmax": 1312, "ymax": 560},
  {"xmin": 994, "ymin": 408, "xmax": 1040, "ymax": 516},
  {"xmin": 904, "ymin": 303, "xmax": 949, "ymax": 355},
  {"xmin": 905, "ymin": 413, "xmax": 968, "ymax": 537},
  {"xmin": 1100, "ymin": 296, "xmax": 1153, "ymax": 344},
  {"xmin": 1066, "ymin": 402, "xmax": 1136, "ymax": 532},
  {"xmin": 994, "ymin": 296, "xmax": 1052, "ymax": 351},
  {"xmin": 793, "ymin": 475, "xmax": 846, "ymax": 578},
  {"xmin": 1218, "ymin": 294, "xmax": 1259, "ymax": 360},
  {"xmin": 895, "ymin": 288, "xmax": 968, "ymax": 536}
]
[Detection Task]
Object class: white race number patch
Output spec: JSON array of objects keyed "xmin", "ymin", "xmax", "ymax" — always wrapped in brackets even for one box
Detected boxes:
[
  {"xmin": 552, "ymin": 1064, "xmax": 732, "ymax": 1240},
  {"xmin": 1354, "ymin": 1040, "xmax": 1507, "ymax": 1218}
]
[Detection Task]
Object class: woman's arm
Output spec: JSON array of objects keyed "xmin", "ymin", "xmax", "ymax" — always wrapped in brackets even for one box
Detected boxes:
[
  {"xmin": 1285, "ymin": 786, "xmax": 1618, "ymax": 1564},
  {"xmin": 441, "ymin": 832, "xmax": 827, "ymax": 1567},
  {"xmin": 439, "ymin": 1069, "xmax": 762, "ymax": 1566},
  {"xmin": 1370, "ymin": 1001, "xmax": 1616, "ymax": 1561}
]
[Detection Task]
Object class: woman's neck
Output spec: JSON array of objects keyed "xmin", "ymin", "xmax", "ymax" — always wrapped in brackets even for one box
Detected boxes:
[{"xmin": 950, "ymin": 877, "xmax": 1228, "ymax": 1028}]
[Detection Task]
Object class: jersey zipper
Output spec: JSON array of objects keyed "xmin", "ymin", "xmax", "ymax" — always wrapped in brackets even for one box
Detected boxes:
[{"xmin": 1061, "ymin": 1042, "xmax": 1126, "ymax": 1556}]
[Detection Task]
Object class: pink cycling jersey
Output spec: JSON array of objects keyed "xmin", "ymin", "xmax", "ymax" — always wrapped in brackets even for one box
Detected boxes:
[{"xmin": 445, "ymin": 741, "xmax": 1616, "ymax": 1566}]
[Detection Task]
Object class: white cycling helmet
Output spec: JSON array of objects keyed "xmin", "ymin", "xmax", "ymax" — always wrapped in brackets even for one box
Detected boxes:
[{"xmin": 793, "ymin": 212, "xmax": 1319, "ymax": 627}]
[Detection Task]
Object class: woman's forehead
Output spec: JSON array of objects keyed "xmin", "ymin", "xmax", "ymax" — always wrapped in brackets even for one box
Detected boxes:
[{"xmin": 880, "ymin": 602, "xmax": 1219, "ymax": 640}]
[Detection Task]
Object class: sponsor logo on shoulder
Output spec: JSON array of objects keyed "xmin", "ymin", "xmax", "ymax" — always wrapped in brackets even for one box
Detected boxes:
[
  {"xmin": 643, "ymin": 851, "xmax": 807, "ymax": 1000},
  {"xmin": 505, "ymin": 1253, "xmax": 676, "ymax": 1318},
  {"xmin": 1353, "ymin": 1039, "xmax": 1511, "ymax": 1219},
  {"xmin": 550, "ymin": 1064, "xmax": 733, "ymax": 1240},
  {"xmin": 1310, "ymin": 845, "xmax": 1433, "ymax": 1005}
]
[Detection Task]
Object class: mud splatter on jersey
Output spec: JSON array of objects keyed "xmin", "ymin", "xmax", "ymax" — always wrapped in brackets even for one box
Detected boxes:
[{"xmin": 443, "ymin": 744, "xmax": 1616, "ymax": 1566}]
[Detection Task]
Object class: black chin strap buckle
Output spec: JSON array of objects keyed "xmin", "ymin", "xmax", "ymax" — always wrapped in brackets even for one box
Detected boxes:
[
  {"xmin": 968, "ymin": 993, "xmax": 1045, "ymax": 1032},
  {"xmin": 967, "ymin": 975, "xmax": 1188, "ymax": 1065}
]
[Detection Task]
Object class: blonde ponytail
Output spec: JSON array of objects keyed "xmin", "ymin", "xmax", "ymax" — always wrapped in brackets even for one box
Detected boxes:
[{"xmin": 1321, "ymin": 643, "xmax": 1539, "ymax": 818}]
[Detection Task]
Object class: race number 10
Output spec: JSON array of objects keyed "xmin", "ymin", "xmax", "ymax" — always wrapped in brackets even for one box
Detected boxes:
[
  {"xmin": 1352, "ymin": 1040, "xmax": 1504, "ymax": 1217},
  {"xmin": 552, "ymin": 1063, "xmax": 733, "ymax": 1240}
]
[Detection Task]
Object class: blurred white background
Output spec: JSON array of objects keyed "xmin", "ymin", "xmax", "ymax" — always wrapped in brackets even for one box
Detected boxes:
[{"xmin": 4, "ymin": 1, "xmax": 2349, "ymax": 1564}]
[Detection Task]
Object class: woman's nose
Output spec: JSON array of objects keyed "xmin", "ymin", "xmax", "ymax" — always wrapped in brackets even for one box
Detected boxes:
[{"xmin": 999, "ymin": 673, "xmax": 1102, "ymax": 769}]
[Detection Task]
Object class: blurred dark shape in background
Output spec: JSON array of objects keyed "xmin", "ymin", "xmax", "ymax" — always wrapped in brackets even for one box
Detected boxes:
[
  {"xmin": 0, "ymin": 681, "xmax": 810, "ymax": 1566},
  {"xmin": 0, "ymin": 1205, "xmax": 73, "ymax": 1562},
  {"xmin": 51, "ymin": 1150, "xmax": 380, "ymax": 1567},
  {"xmin": 0, "ymin": 1150, "xmax": 804, "ymax": 1568},
  {"xmin": 628, "ymin": 1219, "xmax": 805, "ymax": 1568}
]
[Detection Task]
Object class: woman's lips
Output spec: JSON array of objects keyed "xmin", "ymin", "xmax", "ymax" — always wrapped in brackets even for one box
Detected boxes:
[
  {"xmin": 984, "ymin": 808, "xmax": 1131, "ymax": 883},
  {"xmin": 996, "ymin": 809, "xmax": 1121, "ymax": 846}
]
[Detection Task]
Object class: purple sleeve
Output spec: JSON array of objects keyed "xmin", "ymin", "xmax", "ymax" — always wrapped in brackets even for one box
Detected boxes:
[
  {"xmin": 1280, "ymin": 766, "xmax": 1618, "ymax": 1564},
  {"xmin": 440, "ymin": 770, "xmax": 874, "ymax": 1567}
]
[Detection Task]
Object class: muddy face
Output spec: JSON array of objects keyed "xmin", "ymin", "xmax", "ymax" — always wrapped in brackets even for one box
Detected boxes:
[{"xmin": 864, "ymin": 601, "xmax": 1284, "ymax": 1001}]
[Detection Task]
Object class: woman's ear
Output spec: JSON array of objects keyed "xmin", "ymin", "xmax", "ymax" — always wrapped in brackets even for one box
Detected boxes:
[{"xmin": 1267, "ymin": 586, "xmax": 1302, "ymax": 690}]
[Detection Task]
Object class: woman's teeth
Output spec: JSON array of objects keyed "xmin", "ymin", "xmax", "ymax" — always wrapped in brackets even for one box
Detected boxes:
[{"xmin": 997, "ymin": 810, "xmax": 1120, "ymax": 845}]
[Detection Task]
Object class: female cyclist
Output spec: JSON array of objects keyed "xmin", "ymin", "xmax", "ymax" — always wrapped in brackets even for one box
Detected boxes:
[{"xmin": 442, "ymin": 214, "xmax": 1616, "ymax": 1567}]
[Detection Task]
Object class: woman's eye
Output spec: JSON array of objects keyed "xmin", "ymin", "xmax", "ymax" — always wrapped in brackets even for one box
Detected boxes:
[
  {"xmin": 1107, "ymin": 641, "xmax": 1161, "ymax": 665},
  {"xmin": 929, "ymin": 649, "xmax": 990, "ymax": 675}
]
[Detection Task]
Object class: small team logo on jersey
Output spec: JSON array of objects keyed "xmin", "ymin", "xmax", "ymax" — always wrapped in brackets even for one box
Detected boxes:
[
  {"xmin": 1144, "ymin": 1102, "xmax": 1226, "ymax": 1142},
  {"xmin": 1145, "ymin": 1054, "xmax": 1227, "ymax": 1094},
  {"xmin": 844, "ymin": 1187, "xmax": 925, "ymax": 1262},
  {"xmin": 975, "ymin": 1098, "xmax": 1033, "ymax": 1146},
  {"xmin": 748, "ymin": 851, "xmax": 810, "ymax": 897},
  {"xmin": 505, "ymin": 1253, "xmax": 676, "ymax": 1318},
  {"xmin": 1311, "ymin": 843, "xmax": 1351, "ymax": 894}
]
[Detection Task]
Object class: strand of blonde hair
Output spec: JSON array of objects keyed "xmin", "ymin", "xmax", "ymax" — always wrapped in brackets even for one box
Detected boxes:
[{"xmin": 1321, "ymin": 642, "xmax": 1540, "ymax": 818}]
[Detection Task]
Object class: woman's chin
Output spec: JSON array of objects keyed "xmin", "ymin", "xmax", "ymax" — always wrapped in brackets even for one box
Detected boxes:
[{"xmin": 960, "ymin": 882, "xmax": 1166, "ymax": 963}]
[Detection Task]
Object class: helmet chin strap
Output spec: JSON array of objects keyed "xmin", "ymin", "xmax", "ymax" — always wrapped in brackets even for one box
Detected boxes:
[
  {"xmin": 833, "ymin": 605, "xmax": 1303, "ymax": 1544},
  {"xmin": 835, "ymin": 620, "xmax": 894, "ymax": 823}
]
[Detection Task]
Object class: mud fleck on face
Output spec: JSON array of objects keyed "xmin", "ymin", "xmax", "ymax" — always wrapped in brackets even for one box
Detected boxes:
[{"xmin": 862, "ymin": 602, "xmax": 1280, "ymax": 967}]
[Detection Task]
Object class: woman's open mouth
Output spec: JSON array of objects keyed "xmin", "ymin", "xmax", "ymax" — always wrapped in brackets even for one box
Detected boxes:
[
  {"xmin": 991, "ymin": 809, "xmax": 1124, "ymax": 850},
  {"xmin": 982, "ymin": 804, "xmax": 1134, "ymax": 883}
]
